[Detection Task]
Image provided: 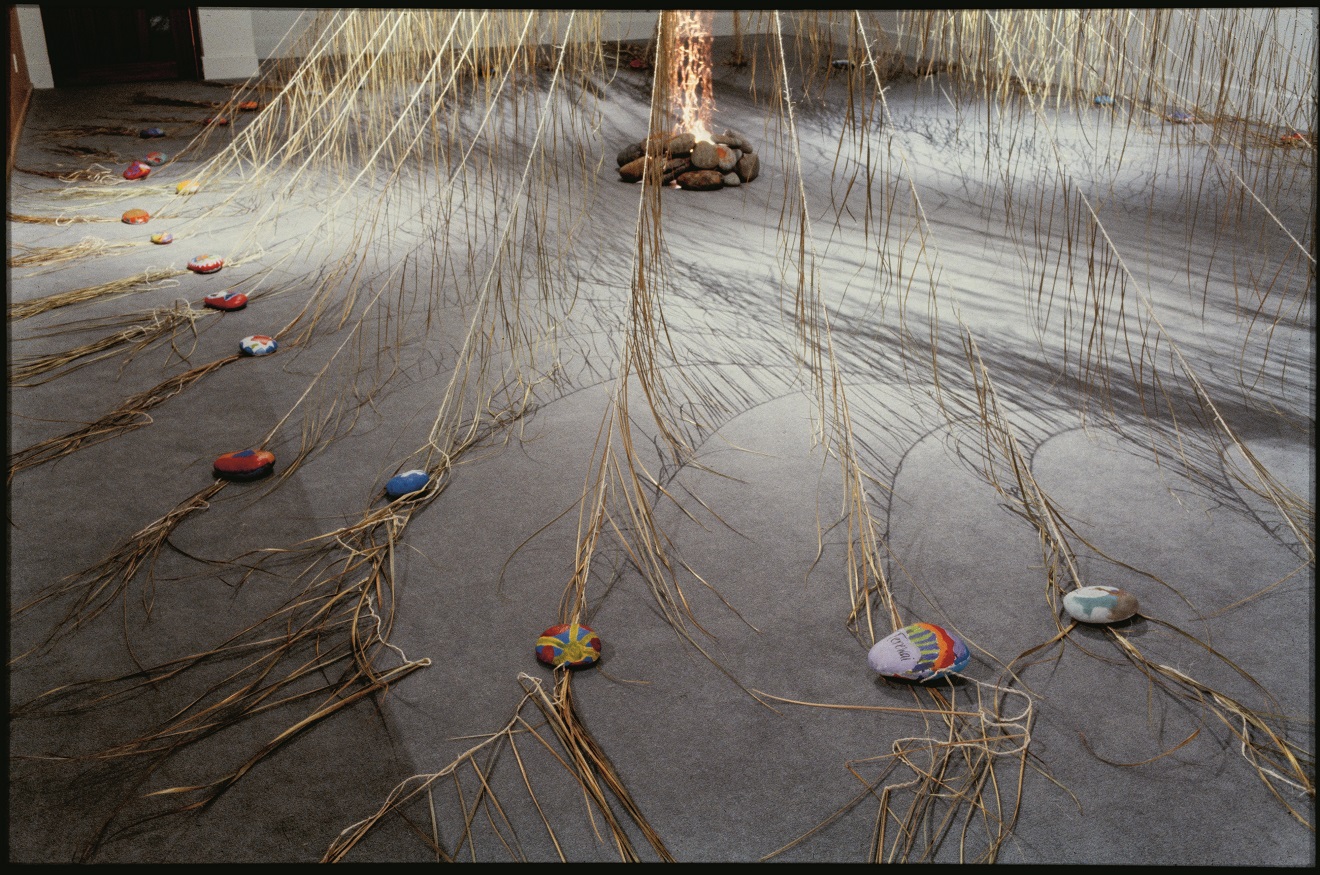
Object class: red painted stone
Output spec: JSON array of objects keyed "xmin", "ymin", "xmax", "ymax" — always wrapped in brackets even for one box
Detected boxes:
[
  {"xmin": 123, "ymin": 161, "xmax": 151, "ymax": 180},
  {"xmin": 213, "ymin": 448, "xmax": 275, "ymax": 481},
  {"xmin": 204, "ymin": 116, "xmax": 230, "ymax": 126},
  {"xmin": 188, "ymin": 254, "xmax": 225, "ymax": 274},
  {"xmin": 202, "ymin": 291, "xmax": 247, "ymax": 311}
]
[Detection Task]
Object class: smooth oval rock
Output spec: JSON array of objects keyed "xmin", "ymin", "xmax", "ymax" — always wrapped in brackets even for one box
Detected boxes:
[
  {"xmin": 213, "ymin": 448, "xmax": 275, "ymax": 481},
  {"xmin": 721, "ymin": 171, "xmax": 741, "ymax": 187},
  {"xmin": 1063, "ymin": 585, "xmax": 1139, "ymax": 624},
  {"xmin": 535, "ymin": 622, "xmax": 602, "ymax": 669},
  {"xmin": 176, "ymin": 179, "xmax": 200, "ymax": 195},
  {"xmin": 238, "ymin": 100, "xmax": 261, "ymax": 111},
  {"xmin": 1169, "ymin": 110, "xmax": 1195, "ymax": 124},
  {"xmin": 143, "ymin": 151, "xmax": 167, "ymax": 166},
  {"xmin": 1094, "ymin": 94, "xmax": 1115, "ymax": 106},
  {"xmin": 203, "ymin": 291, "xmax": 247, "ymax": 310},
  {"xmin": 385, "ymin": 468, "xmax": 429, "ymax": 499},
  {"xmin": 188, "ymin": 254, "xmax": 225, "ymax": 274},
  {"xmin": 665, "ymin": 132, "xmax": 696, "ymax": 157},
  {"xmin": 204, "ymin": 116, "xmax": 229, "ymax": 126},
  {"xmin": 121, "ymin": 208, "xmax": 150, "ymax": 225},
  {"xmin": 617, "ymin": 141, "xmax": 645, "ymax": 167},
  {"xmin": 735, "ymin": 151, "xmax": 759, "ymax": 183},
  {"xmin": 239, "ymin": 334, "xmax": 277, "ymax": 356},
  {"xmin": 716, "ymin": 129, "xmax": 752, "ymax": 153},
  {"xmin": 689, "ymin": 140, "xmax": 719, "ymax": 170},
  {"xmin": 868, "ymin": 622, "xmax": 970, "ymax": 682},
  {"xmin": 618, "ymin": 156, "xmax": 648, "ymax": 182},
  {"xmin": 715, "ymin": 143, "xmax": 738, "ymax": 172},
  {"xmin": 676, "ymin": 169, "xmax": 723, "ymax": 190},
  {"xmin": 122, "ymin": 161, "xmax": 150, "ymax": 180},
  {"xmin": 139, "ymin": 127, "xmax": 166, "ymax": 138},
  {"xmin": 150, "ymin": 232, "xmax": 173, "ymax": 244},
  {"xmin": 661, "ymin": 157, "xmax": 691, "ymax": 184}
]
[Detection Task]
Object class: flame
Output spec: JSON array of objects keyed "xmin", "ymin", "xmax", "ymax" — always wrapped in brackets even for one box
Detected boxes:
[{"xmin": 669, "ymin": 10, "xmax": 715, "ymax": 142}]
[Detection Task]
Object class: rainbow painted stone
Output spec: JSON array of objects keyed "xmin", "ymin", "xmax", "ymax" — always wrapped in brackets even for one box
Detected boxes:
[
  {"xmin": 121, "ymin": 208, "xmax": 150, "ymax": 225},
  {"xmin": 868, "ymin": 622, "xmax": 970, "ymax": 682},
  {"xmin": 188, "ymin": 254, "xmax": 225, "ymax": 274},
  {"xmin": 213, "ymin": 448, "xmax": 275, "ymax": 481},
  {"xmin": 535, "ymin": 623, "xmax": 602, "ymax": 669},
  {"xmin": 150, "ymin": 232, "xmax": 173, "ymax": 245},
  {"xmin": 144, "ymin": 151, "xmax": 168, "ymax": 166},
  {"xmin": 239, "ymin": 334, "xmax": 278, "ymax": 356},
  {"xmin": 140, "ymin": 127, "xmax": 166, "ymax": 138},
  {"xmin": 123, "ymin": 161, "xmax": 150, "ymax": 180},
  {"xmin": 203, "ymin": 291, "xmax": 247, "ymax": 311},
  {"xmin": 1063, "ymin": 585, "xmax": 1139, "ymax": 624},
  {"xmin": 385, "ymin": 469, "xmax": 429, "ymax": 499}
]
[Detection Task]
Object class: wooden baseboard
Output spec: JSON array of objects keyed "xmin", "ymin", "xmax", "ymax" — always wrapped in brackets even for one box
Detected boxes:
[{"xmin": 7, "ymin": 82, "xmax": 32, "ymax": 189}]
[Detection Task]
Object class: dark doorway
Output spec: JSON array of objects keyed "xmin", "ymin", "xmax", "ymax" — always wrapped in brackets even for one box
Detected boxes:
[{"xmin": 39, "ymin": 6, "xmax": 202, "ymax": 87}]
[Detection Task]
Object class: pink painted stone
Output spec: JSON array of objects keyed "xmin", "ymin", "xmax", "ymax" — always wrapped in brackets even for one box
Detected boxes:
[{"xmin": 202, "ymin": 291, "xmax": 247, "ymax": 311}]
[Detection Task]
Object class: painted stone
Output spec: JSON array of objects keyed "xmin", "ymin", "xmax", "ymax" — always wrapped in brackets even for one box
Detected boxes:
[
  {"xmin": 150, "ymin": 232, "xmax": 173, "ymax": 245},
  {"xmin": 1094, "ymin": 94, "xmax": 1115, "ymax": 106},
  {"xmin": 140, "ymin": 127, "xmax": 166, "ymax": 138},
  {"xmin": 204, "ymin": 116, "xmax": 230, "ymax": 126},
  {"xmin": 144, "ymin": 151, "xmax": 167, "ymax": 165},
  {"xmin": 122, "ymin": 161, "xmax": 151, "ymax": 180},
  {"xmin": 188, "ymin": 254, "xmax": 225, "ymax": 274},
  {"xmin": 176, "ymin": 180, "xmax": 200, "ymax": 195},
  {"xmin": 203, "ymin": 291, "xmax": 247, "ymax": 311},
  {"xmin": 1063, "ymin": 585, "xmax": 1139, "ymax": 624},
  {"xmin": 715, "ymin": 143, "xmax": 738, "ymax": 172},
  {"xmin": 238, "ymin": 100, "xmax": 261, "ymax": 111},
  {"xmin": 385, "ymin": 469, "xmax": 430, "ymax": 499},
  {"xmin": 213, "ymin": 448, "xmax": 275, "ymax": 481},
  {"xmin": 239, "ymin": 334, "xmax": 278, "ymax": 356},
  {"xmin": 121, "ymin": 208, "xmax": 150, "ymax": 225},
  {"xmin": 868, "ymin": 622, "xmax": 970, "ymax": 682},
  {"xmin": 1280, "ymin": 132, "xmax": 1308, "ymax": 145},
  {"xmin": 1169, "ymin": 110, "xmax": 1195, "ymax": 124},
  {"xmin": 535, "ymin": 623, "xmax": 602, "ymax": 669}
]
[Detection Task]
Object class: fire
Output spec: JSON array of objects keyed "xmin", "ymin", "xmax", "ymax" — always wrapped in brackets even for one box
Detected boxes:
[{"xmin": 669, "ymin": 10, "xmax": 715, "ymax": 142}]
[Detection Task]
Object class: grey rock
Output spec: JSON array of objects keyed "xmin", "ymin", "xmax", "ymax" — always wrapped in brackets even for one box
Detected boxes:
[
  {"xmin": 716, "ymin": 143, "xmax": 738, "ymax": 172},
  {"xmin": 690, "ymin": 140, "xmax": 720, "ymax": 169},
  {"xmin": 735, "ymin": 151, "xmax": 759, "ymax": 183},
  {"xmin": 665, "ymin": 132, "xmax": 696, "ymax": 157},
  {"xmin": 616, "ymin": 141, "xmax": 645, "ymax": 167},
  {"xmin": 716, "ymin": 129, "xmax": 752, "ymax": 153},
  {"xmin": 721, "ymin": 172, "xmax": 741, "ymax": 187},
  {"xmin": 661, "ymin": 157, "xmax": 691, "ymax": 184}
]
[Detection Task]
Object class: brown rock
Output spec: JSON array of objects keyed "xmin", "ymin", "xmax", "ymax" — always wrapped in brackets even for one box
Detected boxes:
[
  {"xmin": 735, "ymin": 151, "xmax": 759, "ymax": 183},
  {"xmin": 690, "ymin": 140, "xmax": 719, "ymax": 169},
  {"xmin": 662, "ymin": 157, "xmax": 691, "ymax": 184},
  {"xmin": 676, "ymin": 169, "xmax": 724, "ymax": 190},
  {"xmin": 619, "ymin": 156, "xmax": 649, "ymax": 182}
]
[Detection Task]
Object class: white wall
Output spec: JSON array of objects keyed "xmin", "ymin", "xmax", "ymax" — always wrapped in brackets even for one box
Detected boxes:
[
  {"xmin": 196, "ymin": 8, "xmax": 259, "ymax": 80},
  {"xmin": 14, "ymin": 5, "xmax": 52, "ymax": 89}
]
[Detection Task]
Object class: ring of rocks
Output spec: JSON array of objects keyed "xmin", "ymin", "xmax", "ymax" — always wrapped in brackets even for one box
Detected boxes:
[{"xmin": 616, "ymin": 129, "xmax": 760, "ymax": 190}]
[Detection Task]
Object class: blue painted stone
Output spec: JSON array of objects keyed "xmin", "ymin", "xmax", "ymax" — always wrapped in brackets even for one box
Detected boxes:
[
  {"xmin": 1063, "ymin": 585, "xmax": 1139, "ymax": 624},
  {"xmin": 239, "ymin": 334, "xmax": 277, "ymax": 356},
  {"xmin": 1169, "ymin": 110, "xmax": 1195, "ymax": 124},
  {"xmin": 1093, "ymin": 94, "xmax": 1114, "ymax": 106},
  {"xmin": 385, "ymin": 469, "xmax": 429, "ymax": 499},
  {"xmin": 140, "ymin": 127, "xmax": 166, "ymax": 138}
]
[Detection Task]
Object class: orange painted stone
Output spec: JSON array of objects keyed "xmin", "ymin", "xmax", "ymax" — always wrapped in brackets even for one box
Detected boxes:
[
  {"xmin": 121, "ymin": 208, "xmax": 150, "ymax": 225},
  {"xmin": 238, "ymin": 100, "xmax": 261, "ymax": 111},
  {"xmin": 213, "ymin": 448, "xmax": 275, "ymax": 481},
  {"xmin": 202, "ymin": 290, "xmax": 246, "ymax": 311}
]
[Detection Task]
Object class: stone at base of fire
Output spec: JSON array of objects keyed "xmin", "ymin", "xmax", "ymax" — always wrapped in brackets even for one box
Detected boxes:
[
  {"xmin": 618, "ymin": 156, "xmax": 691, "ymax": 184},
  {"xmin": 736, "ymin": 152, "xmax": 759, "ymax": 183},
  {"xmin": 716, "ymin": 129, "xmax": 754, "ymax": 154},
  {"xmin": 677, "ymin": 169, "xmax": 723, "ymax": 190},
  {"xmin": 690, "ymin": 140, "xmax": 719, "ymax": 169},
  {"xmin": 722, "ymin": 172, "xmax": 740, "ymax": 187}
]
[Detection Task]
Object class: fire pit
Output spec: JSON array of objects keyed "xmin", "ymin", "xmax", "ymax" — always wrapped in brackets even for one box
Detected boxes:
[{"xmin": 615, "ymin": 128, "xmax": 760, "ymax": 190}]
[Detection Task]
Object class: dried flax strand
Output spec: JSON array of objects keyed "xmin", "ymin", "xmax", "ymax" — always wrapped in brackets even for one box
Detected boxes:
[{"xmin": 8, "ymin": 268, "xmax": 188, "ymax": 322}]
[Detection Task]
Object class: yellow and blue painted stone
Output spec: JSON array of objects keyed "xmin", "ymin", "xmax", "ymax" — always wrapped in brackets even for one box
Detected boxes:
[
  {"xmin": 868, "ymin": 622, "xmax": 970, "ymax": 682},
  {"xmin": 535, "ymin": 623, "xmax": 602, "ymax": 669},
  {"xmin": 385, "ymin": 469, "xmax": 429, "ymax": 499},
  {"xmin": 1063, "ymin": 585, "xmax": 1139, "ymax": 624}
]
